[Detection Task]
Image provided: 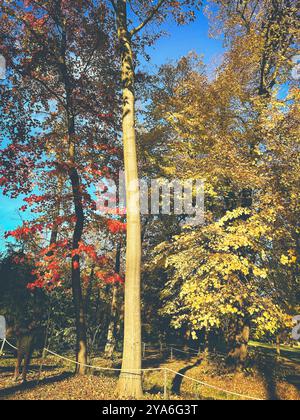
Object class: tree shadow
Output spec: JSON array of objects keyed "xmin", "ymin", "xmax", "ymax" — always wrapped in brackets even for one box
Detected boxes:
[
  {"xmin": 285, "ymin": 374, "xmax": 300, "ymax": 391},
  {"xmin": 171, "ymin": 358, "xmax": 203, "ymax": 395},
  {"xmin": 0, "ymin": 372, "xmax": 73, "ymax": 399},
  {"xmin": 0, "ymin": 364, "xmax": 60, "ymax": 374},
  {"xmin": 256, "ymin": 358, "xmax": 280, "ymax": 400}
]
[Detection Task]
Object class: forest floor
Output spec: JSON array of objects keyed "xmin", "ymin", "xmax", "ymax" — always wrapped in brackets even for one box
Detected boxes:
[{"xmin": 0, "ymin": 344, "xmax": 299, "ymax": 401}]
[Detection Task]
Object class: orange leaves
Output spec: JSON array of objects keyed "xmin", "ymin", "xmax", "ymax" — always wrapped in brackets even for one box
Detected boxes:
[
  {"xmin": 29, "ymin": 255, "xmax": 62, "ymax": 291},
  {"xmin": 24, "ymin": 194, "xmax": 49, "ymax": 205},
  {"xmin": 5, "ymin": 223, "xmax": 43, "ymax": 240},
  {"xmin": 73, "ymin": 261, "xmax": 79, "ymax": 270},
  {"xmin": 107, "ymin": 219, "xmax": 127, "ymax": 234},
  {"xmin": 23, "ymin": 12, "xmax": 47, "ymax": 31},
  {"xmin": 95, "ymin": 271, "xmax": 124, "ymax": 285}
]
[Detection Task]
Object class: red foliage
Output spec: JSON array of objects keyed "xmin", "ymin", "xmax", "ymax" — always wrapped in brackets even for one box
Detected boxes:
[
  {"xmin": 24, "ymin": 194, "xmax": 48, "ymax": 205},
  {"xmin": 107, "ymin": 219, "xmax": 127, "ymax": 234},
  {"xmin": 23, "ymin": 12, "xmax": 47, "ymax": 30},
  {"xmin": 5, "ymin": 223, "xmax": 43, "ymax": 240},
  {"xmin": 0, "ymin": 176, "xmax": 8, "ymax": 186},
  {"xmin": 95, "ymin": 271, "xmax": 124, "ymax": 285}
]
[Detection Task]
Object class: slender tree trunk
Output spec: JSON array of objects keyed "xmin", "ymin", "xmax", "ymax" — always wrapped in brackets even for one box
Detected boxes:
[
  {"xmin": 57, "ymin": 6, "xmax": 88, "ymax": 373},
  {"xmin": 204, "ymin": 329, "xmax": 209, "ymax": 356},
  {"xmin": 49, "ymin": 175, "xmax": 64, "ymax": 247},
  {"xmin": 276, "ymin": 335, "xmax": 281, "ymax": 358},
  {"xmin": 65, "ymin": 85, "xmax": 88, "ymax": 376},
  {"xmin": 85, "ymin": 267, "xmax": 95, "ymax": 314},
  {"xmin": 116, "ymin": 0, "xmax": 143, "ymax": 398},
  {"xmin": 104, "ymin": 285, "xmax": 119, "ymax": 358},
  {"xmin": 69, "ymin": 162, "xmax": 88, "ymax": 375},
  {"xmin": 105, "ymin": 243, "xmax": 122, "ymax": 358}
]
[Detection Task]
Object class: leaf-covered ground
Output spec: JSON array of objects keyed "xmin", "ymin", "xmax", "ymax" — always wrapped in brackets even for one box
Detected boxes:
[{"xmin": 0, "ymin": 346, "xmax": 299, "ymax": 400}]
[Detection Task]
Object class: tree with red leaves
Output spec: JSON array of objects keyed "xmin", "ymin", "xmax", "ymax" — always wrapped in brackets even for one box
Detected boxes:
[{"xmin": 0, "ymin": 0, "xmax": 121, "ymax": 373}]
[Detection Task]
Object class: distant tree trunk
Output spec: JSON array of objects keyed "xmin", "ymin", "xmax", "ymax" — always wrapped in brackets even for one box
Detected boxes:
[
  {"xmin": 115, "ymin": 0, "xmax": 143, "ymax": 398},
  {"xmin": 184, "ymin": 330, "xmax": 191, "ymax": 352},
  {"xmin": 276, "ymin": 335, "xmax": 281, "ymax": 358},
  {"xmin": 50, "ymin": 175, "xmax": 64, "ymax": 246},
  {"xmin": 105, "ymin": 243, "xmax": 122, "ymax": 358},
  {"xmin": 104, "ymin": 285, "xmax": 119, "ymax": 358},
  {"xmin": 85, "ymin": 267, "xmax": 95, "ymax": 314},
  {"xmin": 204, "ymin": 329, "xmax": 209, "ymax": 356}
]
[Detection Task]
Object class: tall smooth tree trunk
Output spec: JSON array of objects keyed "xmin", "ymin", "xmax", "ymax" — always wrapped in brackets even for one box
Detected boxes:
[
  {"xmin": 116, "ymin": 0, "xmax": 143, "ymax": 398},
  {"xmin": 105, "ymin": 243, "xmax": 122, "ymax": 358}
]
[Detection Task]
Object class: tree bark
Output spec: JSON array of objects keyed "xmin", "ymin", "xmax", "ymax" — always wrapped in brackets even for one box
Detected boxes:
[
  {"xmin": 69, "ymin": 162, "xmax": 88, "ymax": 375},
  {"xmin": 105, "ymin": 243, "xmax": 122, "ymax": 358},
  {"xmin": 115, "ymin": 0, "xmax": 143, "ymax": 398},
  {"xmin": 228, "ymin": 321, "xmax": 250, "ymax": 370}
]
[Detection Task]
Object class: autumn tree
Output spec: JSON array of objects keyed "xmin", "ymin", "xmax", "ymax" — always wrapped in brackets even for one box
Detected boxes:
[
  {"xmin": 0, "ymin": 0, "xmax": 121, "ymax": 372},
  {"xmin": 146, "ymin": 10, "xmax": 297, "ymax": 364}
]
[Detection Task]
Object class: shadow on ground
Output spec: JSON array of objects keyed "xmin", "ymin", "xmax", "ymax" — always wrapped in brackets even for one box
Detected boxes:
[
  {"xmin": 0, "ymin": 372, "xmax": 73, "ymax": 399},
  {"xmin": 171, "ymin": 358, "xmax": 203, "ymax": 395}
]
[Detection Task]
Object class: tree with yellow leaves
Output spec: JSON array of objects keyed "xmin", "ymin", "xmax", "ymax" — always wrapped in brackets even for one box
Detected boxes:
[{"xmin": 144, "ymin": 0, "xmax": 298, "ymax": 366}]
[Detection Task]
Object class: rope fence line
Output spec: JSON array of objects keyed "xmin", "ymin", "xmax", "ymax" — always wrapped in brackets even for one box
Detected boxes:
[
  {"xmin": 142, "ymin": 342, "xmax": 201, "ymax": 359},
  {"xmin": 45, "ymin": 349, "xmax": 163, "ymax": 373},
  {"xmin": 142, "ymin": 342, "xmax": 241, "ymax": 360},
  {"xmin": 0, "ymin": 339, "xmax": 265, "ymax": 400},
  {"xmin": 165, "ymin": 368, "xmax": 263, "ymax": 401},
  {"xmin": 171, "ymin": 347, "xmax": 199, "ymax": 355},
  {"xmin": 0, "ymin": 338, "xmax": 18, "ymax": 351},
  {"xmin": 46, "ymin": 349, "xmax": 263, "ymax": 400}
]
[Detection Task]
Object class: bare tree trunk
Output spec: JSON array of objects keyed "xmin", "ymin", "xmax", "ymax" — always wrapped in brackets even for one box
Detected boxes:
[
  {"xmin": 115, "ymin": 0, "xmax": 143, "ymax": 398},
  {"xmin": 50, "ymin": 175, "xmax": 64, "ymax": 245},
  {"xmin": 105, "ymin": 244, "xmax": 122, "ymax": 358},
  {"xmin": 104, "ymin": 285, "xmax": 119, "ymax": 358}
]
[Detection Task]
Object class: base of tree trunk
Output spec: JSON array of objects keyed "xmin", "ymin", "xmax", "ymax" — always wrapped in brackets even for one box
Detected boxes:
[
  {"xmin": 76, "ymin": 340, "xmax": 87, "ymax": 375},
  {"xmin": 117, "ymin": 373, "xmax": 143, "ymax": 399}
]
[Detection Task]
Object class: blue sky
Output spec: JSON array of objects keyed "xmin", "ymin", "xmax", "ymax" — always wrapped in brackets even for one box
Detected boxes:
[
  {"xmin": 0, "ymin": 5, "xmax": 225, "ymax": 250},
  {"xmin": 142, "ymin": 8, "xmax": 224, "ymax": 70}
]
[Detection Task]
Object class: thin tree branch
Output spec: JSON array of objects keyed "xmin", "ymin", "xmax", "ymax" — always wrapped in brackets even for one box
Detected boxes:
[
  {"xmin": 130, "ymin": 0, "xmax": 167, "ymax": 37},
  {"xmin": 110, "ymin": 0, "xmax": 118, "ymax": 13}
]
